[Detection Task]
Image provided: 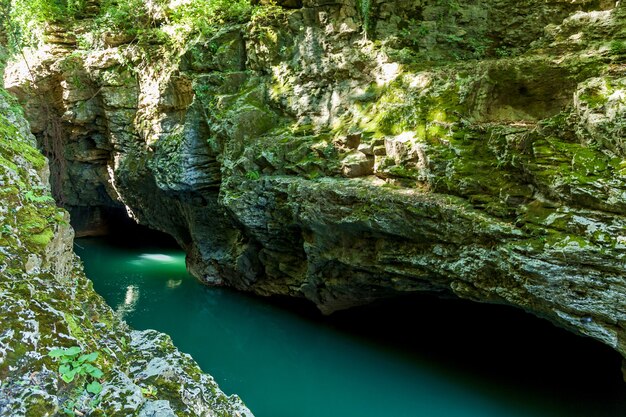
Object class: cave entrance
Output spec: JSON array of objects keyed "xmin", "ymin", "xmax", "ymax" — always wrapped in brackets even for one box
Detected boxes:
[
  {"xmin": 73, "ymin": 210, "xmax": 181, "ymax": 248},
  {"xmin": 69, "ymin": 205, "xmax": 134, "ymax": 237}
]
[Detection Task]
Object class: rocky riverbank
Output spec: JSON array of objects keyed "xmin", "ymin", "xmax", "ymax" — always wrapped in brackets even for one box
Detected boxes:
[{"xmin": 0, "ymin": 88, "xmax": 252, "ymax": 416}]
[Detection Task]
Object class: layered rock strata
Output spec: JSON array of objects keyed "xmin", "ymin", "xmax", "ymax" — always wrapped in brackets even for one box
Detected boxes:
[{"xmin": 6, "ymin": 0, "xmax": 626, "ymax": 375}]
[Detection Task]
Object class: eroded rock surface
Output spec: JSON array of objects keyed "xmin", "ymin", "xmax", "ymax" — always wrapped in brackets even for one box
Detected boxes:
[
  {"xmin": 6, "ymin": 0, "xmax": 626, "ymax": 375},
  {"xmin": 0, "ymin": 90, "xmax": 252, "ymax": 416}
]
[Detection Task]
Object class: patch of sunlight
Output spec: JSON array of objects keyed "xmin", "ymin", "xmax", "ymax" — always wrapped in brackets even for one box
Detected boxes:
[
  {"xmin": 139, "ymin": 253, "xmax": 177, "ymax": 262},
  {"xmin": 375, "ymin": 59, "xmax": 401, "ymax": 87},
  {"xmin": 407, "ymin": 73, "xmax": 432, "ymax": 90}
]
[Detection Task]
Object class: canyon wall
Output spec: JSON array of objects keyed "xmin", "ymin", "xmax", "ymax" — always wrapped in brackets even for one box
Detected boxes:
[
  {"xmin": 0, "ymin": 89, "xmax": 252, "ymax": 416},
  {"xmin": 6, "ymin": 0, "xmax": 626, "ymax": 376}
]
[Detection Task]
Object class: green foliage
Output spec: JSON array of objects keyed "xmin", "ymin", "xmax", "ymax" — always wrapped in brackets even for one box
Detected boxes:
[
  {"xmin": 48, "ymin": 346, "xmax": 104, "ymax": 387},
  {"xmin": 4, "ymin": 0, "xmax": 256, "ymax": 54},
  {"xmin": 62, "ymin": 399, "xmax": 78, "ymax": 416},
  {"xmin": 0, "ymin": 223, "xmax": 12, "ymax": 237},
  {"xmin": 610, "ymin": 40, "xmax": 626, "ymax": 55},
  {"xmin": 495, "ymin": 46, "xmax": 512, "ymax": 58},
  {"xmin": 398, "ymin": 18, "xmax": 429, "ymax": 48},
  {"xmin": 3, "ymin": 0, "xmax": 85, "ymax": 50},
  {"xmin": 93, "ymin": 0, "xmax": 254, "ymax": 43},
  {"xmin": 73, "ymin": 0, "xmax": 265, "ymax": 68},
  {"xmin": 95, "ymin": 0, "xmax": 152, "ymax": 32},
  {"xmin": 245, "ymin": 170, "xmax": 260, "ymax": 180},
  {"xmin": 466, "ymin": 36, "xmax": 487, "ymax": 59},
  {"xmin": 141, "ymin": 384, "xmax": 158, "ymax": 398},
  {"xmin": 24, "ymin": 190, "xmax": 55, "ymax": 204},
  {"xmin": 171, "ymin": 0, "xmax": 253, "ymax": 35},
  {"xmin": 356, "ymin": 0, "xmax": 372, "ymax": 37},
  {"xmin": 86, "ymin": 380, "xmax": 102, "ymax": 394},
  {"xmin": 250, "ymin": 0, "xmax": 283, "ymax": 23}
]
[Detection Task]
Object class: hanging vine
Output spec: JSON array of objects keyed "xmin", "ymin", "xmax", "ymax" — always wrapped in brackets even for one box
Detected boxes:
[{"xmin": 356, "ymin": 0, "xmax": 372, "ymax": 39}]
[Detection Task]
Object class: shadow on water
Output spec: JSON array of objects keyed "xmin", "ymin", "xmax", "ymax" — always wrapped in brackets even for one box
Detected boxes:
[
  {"xmin": 281, "ymin": 294, "xmax": 626, "ymax": 411},
  {"xmin": 76, "ymin": 227, "xmax": 626, "ymax": 417}
]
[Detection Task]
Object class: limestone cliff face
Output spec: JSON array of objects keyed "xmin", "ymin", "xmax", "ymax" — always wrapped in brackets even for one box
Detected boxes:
[
  {"xmin": 6, "ymin": 0, "xmax": 626, "ymax": 373},
  {"xmin": 0, "ymin": 90, "xmax": 252, "ymax": 416}
]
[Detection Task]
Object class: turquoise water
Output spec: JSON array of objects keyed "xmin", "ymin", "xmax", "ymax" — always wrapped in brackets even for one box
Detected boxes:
[{"xmin": 76, "ymin": 236, "xmax": 626, "ymax": 417}]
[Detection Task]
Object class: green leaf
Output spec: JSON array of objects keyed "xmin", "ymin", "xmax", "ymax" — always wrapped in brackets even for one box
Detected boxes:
[
  {"xmin": 86, "ymin": 380, "xmax": 102, "ymax": 395},
  {"xmin": 58, "ymin": 364, "xmax": 71, "ymax": 375},
  {"xmin": 78, "ymin": 352, "xmax": 98, "ymax": 363},
  {"xmin": 84, "ymin": 364, "xmax": 104, "ymax": 379},
  {"xmin": 89, "ymin": 396, "xmax": 101, "ymax": 408},
  {"xmin": 64, "ymin": 346, "xmax": 82, "ymax": 356},
  {"xmin": 60, "ymin": 369, "xmax": 77, "ymax": 383},
  {"xmin": 48, "ymin": 348, "xmax": 65, "ymax": 358}
]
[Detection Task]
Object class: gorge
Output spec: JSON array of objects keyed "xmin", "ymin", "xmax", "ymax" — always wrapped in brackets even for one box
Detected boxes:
[{"xmin": 1, "ymin": 0, "xmax": 626, "ymax": 415}]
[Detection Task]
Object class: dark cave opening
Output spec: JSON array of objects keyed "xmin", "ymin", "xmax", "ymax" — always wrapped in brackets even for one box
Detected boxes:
[
  {"xmin": 271, "ymin": 292, "xmax": 626, "ymax": 409},
  {"xmin": 73, "ymin": 208, "xmax": 181, "ymax": 247}
]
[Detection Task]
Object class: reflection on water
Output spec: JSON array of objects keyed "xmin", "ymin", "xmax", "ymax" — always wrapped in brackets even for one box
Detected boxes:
[
  {"xmin": 76, "ymin": 237, "xmax": 626, "ymax": 417},
  {"xmin": 116, "ymin": 252, "xmax": 185, "ymax": 318},
  {"xmin": 116, "ymin": 284, "xmax": 139, "ymax": 319},
  {"xmin": 166, "ymin": 279, "xmax": 183, "ymax": 289}
]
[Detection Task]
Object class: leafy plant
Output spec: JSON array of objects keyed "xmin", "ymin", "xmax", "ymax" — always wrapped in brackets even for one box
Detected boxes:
[
  {"xmin": 4, "ymin": 0, "xmax": 255, "ymax": 55},
  {"xmin": 610, "ymin": 40, "xmax": 626, "ymax": 55},
  {"xmin": 0, "ymin": 223, "xmax": 13, "ymax": 237},
  {"xmin": 141, "ymin": 385, "xmax": 158, "ymax": 398},
  {"xmin": 96, "ymin": 0, "xmax": 151, "ymax": 32},
  {"xmin": 86, "ymin": 380, "xmax": 103, "ymax": 394},
  {"xmin": 24, "ymin": 190, "xmax": 55, "ymax": 204},
  {"xmin": 443, "ymin": 33, "xmax": 463, "ymax": 44},
  {"xmin": 399, "ymin": 18, "xmax": 428, "ymax": 48},
  {"xmin": 356, "ymin": 0, "xmax": 372, "ymax": 37},
  {"xmin": 3, "ymin": 0, "xmax": 86, "ymax": 51},
  {"xmin": 62, "ymin": 399, "xmax": 77, "ymax": 416},
  {"xmin": 245, "ymin": 170, "xmax": 260, "ymax": 180},
  {"xmin": 169, "ymin": 0, "xmax": 254, "ymax": 40},
  {"xmin": 48, "ymin": 346, "xmax": 103, "ymax": 394}
]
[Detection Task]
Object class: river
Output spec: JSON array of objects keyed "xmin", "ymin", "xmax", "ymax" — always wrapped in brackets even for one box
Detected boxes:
[{"xmin": 75, "ymin": 235, "xmax": 626, "ymax": 417}]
